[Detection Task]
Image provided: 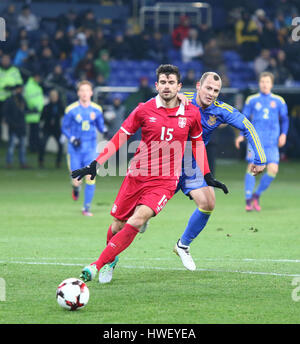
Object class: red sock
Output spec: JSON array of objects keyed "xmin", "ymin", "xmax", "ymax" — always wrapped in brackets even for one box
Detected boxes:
[
  {"xmin": 94, "ymin": 223, "xmax": 139, "ymax": 271},
  {"xmin": 106, "ymin": 225, "xmax": 114, "ymax": 245}
]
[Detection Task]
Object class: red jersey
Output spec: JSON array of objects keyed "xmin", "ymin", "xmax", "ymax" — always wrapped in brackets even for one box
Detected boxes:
[{"xmin": 120, "ymin": 95, "xmax": 203, "ymax": 182}]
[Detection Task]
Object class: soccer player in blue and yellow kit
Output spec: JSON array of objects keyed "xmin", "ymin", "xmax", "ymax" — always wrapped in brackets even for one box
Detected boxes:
[
  {"xmin": 61, "ymin": 80, "xmax": 105, "ymax": 216},
  {"xmin": 235, "ymin": 72, "xmax": 289, "ymax": 212},
  {"xmin": 173, "ymin": 72, "xmax": 266, "ymax": 270}
]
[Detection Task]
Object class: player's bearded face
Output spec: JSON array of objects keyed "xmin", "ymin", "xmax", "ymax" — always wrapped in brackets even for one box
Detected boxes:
[{"xmin": 156, "ymin": 74, "xmax": 182, "ymax": 102}]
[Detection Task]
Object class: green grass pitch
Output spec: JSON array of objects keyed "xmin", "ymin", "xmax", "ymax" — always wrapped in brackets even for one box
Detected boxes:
[{"xmin": 0, "ymin": 151, "xmax": 300, "ymax": 324}]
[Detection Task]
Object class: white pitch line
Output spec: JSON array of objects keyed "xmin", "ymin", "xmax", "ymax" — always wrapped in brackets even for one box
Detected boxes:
[
  {"xmin": 4, "ymin": 257, "xmax": 300, "ymax": 263},
  {"xmin": 0, "ymin": 260, "xmax": 300, "ymax": 278}
]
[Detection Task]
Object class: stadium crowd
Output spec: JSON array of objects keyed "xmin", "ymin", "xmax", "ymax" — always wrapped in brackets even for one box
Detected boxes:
[{"xmin": 0, "ymin": 0, "xmax": 300, "ymax": 168}]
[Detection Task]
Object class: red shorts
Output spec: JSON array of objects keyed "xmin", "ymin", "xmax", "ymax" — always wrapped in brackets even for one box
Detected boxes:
[{"xmin": 110, "ymin": 175, "xmax": 177, "ymax": 221}]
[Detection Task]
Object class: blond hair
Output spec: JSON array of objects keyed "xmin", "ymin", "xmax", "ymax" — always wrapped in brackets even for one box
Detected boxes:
[{"xmin": 76, "ymin": 80, "xmax": 93, "ymax": 90}]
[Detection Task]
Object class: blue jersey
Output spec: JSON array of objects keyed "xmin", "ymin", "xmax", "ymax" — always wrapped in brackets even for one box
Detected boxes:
[
  {"xmin": 184, "ymin": 92, "xmax": 266, "ymax": 165},
  {"xmin": 242, "ymin": 92, "xmax": 289, "ymax": 147},
  {"xmin": 62, "ymin": 101, "xmax": 105, "ymax": 151}
]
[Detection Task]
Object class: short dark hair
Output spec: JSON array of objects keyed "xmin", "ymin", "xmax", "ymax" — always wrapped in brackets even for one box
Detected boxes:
[{"xmin": 156, "ymin": 64, "xmax": 181, "ymax": 83}]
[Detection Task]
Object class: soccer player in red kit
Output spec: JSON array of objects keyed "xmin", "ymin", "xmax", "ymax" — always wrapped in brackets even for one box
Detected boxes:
[{"xmin": 72, "ymin": 64, "xmax": 228, "ymax": 283}]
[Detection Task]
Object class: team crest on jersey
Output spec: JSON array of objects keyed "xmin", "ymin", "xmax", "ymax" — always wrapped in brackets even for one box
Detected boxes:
[
  {"xmin": 90, "ymin": 112, "xmax": 96, "ymax": 120},
  {"xmin": 111, "ymin": 204, "xmax": 117, "ymax": 213},
  {"xmin": 270, "ymin": 101, "xmax": 277, "ymax": 108},
  {"xmin": 178, "ymin": 117, "xmax": 187, "ymax": 128},
  {"xmin": 75, "ymin": 114, "xmax": 82, "ymax": 122},
  {"xmin": 255, "ymin": 102, "xmax": 262, "ymax": 110},
  {"xmin": 207, "ymin": 115, "xmax": 217, "ymax": 126}
]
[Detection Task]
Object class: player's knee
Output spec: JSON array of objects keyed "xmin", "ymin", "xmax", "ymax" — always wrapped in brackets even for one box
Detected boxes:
[
  {"xmin": 72, "ymin": 178, "xmax": 82, "ymax": 187},
  {"xmin": 85, "ymin": 176, "xmax": 96, "ymax": 185},
  {"xmin": 111, "ymin": 219, "xmax": 126, "ymax": 233},
  {"xmin": 128, "ymin": 216, "xmax": 146, "ymax": 229},
  {"xmin": 128, "ymin": 213, "xmax": 151, "ymax": 229},
  {"xmin": 267, "ymin": 164, "xmax": 278, "ymax": 177},
  {"xmin": 206, "ymin": 198, "xmax": 215, "ymax": 212},
  {"xmin": 199, "ymin": 198, "xmax": 215, "ymax": 212}
]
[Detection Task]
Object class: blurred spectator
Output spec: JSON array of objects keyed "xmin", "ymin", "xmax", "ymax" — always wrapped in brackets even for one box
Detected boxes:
[
  {"xmin": 22, "ymin": 48, "xmax": 39, "ymax": 73},
  {"xmin": 46, "ymin": 64, "xmax": 71, "ymax": 91},
  {"xmin": 0, "ymin": 54, "xmax": 23, "ymax": 142},
  {"xmin": 181, "ymin": 28, "xmax": 204, "ymax": 63},
  {"xmin": 15, "ymin": 28, "xmax": 29, "ymax": 50},
  {"xmin": 277, "ymin": 0, "xmax": 298, "ymax": 20},
  {"xmin": 54, "ymin": 29, "xmax": 73, "ymax": 60},
  {"xmin": 266, "ymin": 50, "xmax": 293, "ymax": 85},
  {"xmin": 39, "ymin": 47, "xmax": 57, "ymax": 78},
  {"xmin": 282, "ymin": 36, "xmax": 300, "ymax": 79},
  {"xmin": 235, "ymin": 9, "xmax": 260, "ymax": 61},
  {"xmin": 4, "ymin": 85, "xmax": 29, "ymax": 169},
  {"xmin": 202, "ymin": 38, "xmax": 226, "ymax": 73},
  {"xmin": 254, "ymin": 49, "xmax": 271, "ymax": 77},
  {"xmin": 1, "ymin": 4, "xmax": 18, "ymax": 31},
  {"xmin": 124, "ymin": 77, "xmax": 154, "ymax": 116},
  {"xmin": 259, "ymin": 20, "xmax": 280, "ymax": 51},
  {"xmin": 94, "ymin": 74, "xmax": 108, "ymax": 104},
  {"xmin": 89, "ymin": 27, "xmax": 109, "ymax": 56},
  {"xmin": 182, "ymin": 69, "xmax": 197, "ymax": 88},
  {"xmin": 38, "ymin": 89, "xmax": 64, "ymax": 168},
  {"xmin": 71, "ymin": 32, "xmax": 89, "ymax": 68},
  {"xmin": 148, "ymin": 31, "xmax": 168, "ymax": 63},
  {"xmin": 172, "ymin": 15, "xmax": 190, "ymax": 50},
  {"xmin": 75, "ymin": 51, "xmax": 96, "ymax": 81},
  {"xmin": 13, "ymin": 40, "xmax": 30, "ymax": 67},
  {"xmin": 36, "ymin": 34, "xmax": 59, "ymax": 60},
  {"xmin": 104, "ymin": 94, "xmax": 126, "ymax": 140},
  {"xmin": 0, "ymin": 29, "xmax": 15, "ymax": 55},
  {"xmin": 24, "ymin": 72, "xmax": 44, "ymax": 153},
  {"xmin": 109, "ymin": 32, "xmax": 131, "ymax": 60},
  {"xmin": 17, "ymin": 5, "xmax": 39, "ymax": 32},
  {"xmin": 56, "ymin": 9, "xmax": 79, "ymax": 31},
  {"xmin": 80, "ymin": 9, "xmax": 98, "ymax": 30},
  {"xmin": 94, "ymin": 49, "xmax": 111, "ymax": 81},
  {"xmin": 274, "ymin": 11, "xmax": 290, "ymax": 45},
  {"xmin": 197, "ymin": 23, "xmax": 214, "ymax": 46},
  {"xmin": 126, "ymin": 30, "xmax": 151, "ymax": 60},
  {"xmin": 252, "ymin": 8, "xmax": 267, "ymax": 33}
]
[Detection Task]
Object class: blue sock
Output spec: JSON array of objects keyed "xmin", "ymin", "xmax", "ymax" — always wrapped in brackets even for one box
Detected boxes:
[
  {"xmin": 245, "ymin": 172, "xmax": 256, "ymax": 200},
  {"xmin": 255, "ymin": 173, "xmax": 275, "ymax": 197},
  {"xmin": 180, "ymin": 208, "xmax": 212, "ymax": 246},
  {"xmin": 84, "ymin": 182, "xmax": 95, "ymax": 211}
]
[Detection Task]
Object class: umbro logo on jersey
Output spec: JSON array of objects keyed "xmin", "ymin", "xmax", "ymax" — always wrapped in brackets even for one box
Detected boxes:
[{"xmin": 149, "ymin": 117, "xmax": 157, "ymax": 123}]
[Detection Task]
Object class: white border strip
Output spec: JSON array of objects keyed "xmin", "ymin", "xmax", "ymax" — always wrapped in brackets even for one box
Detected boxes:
[{"xmin": 1, "ymin": 260, "xmax": 300, "ymax": 278}]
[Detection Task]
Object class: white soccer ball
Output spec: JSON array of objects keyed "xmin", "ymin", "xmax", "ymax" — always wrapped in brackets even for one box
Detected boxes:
[{"xmin": 56, "ymin": 278, "xmax": 89, "ymax": 311}]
